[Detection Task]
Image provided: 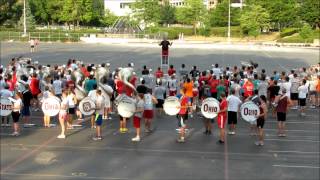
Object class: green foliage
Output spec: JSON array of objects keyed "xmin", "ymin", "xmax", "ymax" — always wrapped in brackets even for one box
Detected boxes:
[
  {"xmin": 0, "ymin": 0, "xmax": 23, "ymax": 27},
  {"xmin": 100, "ymin": 10, "xmax": 117, "ymax": 27},
  {"xmin": 160, "ymin": 1, "xmax": 176, "ymax": 25},
  {"xmin": 29, "ymin": 0, "xmax": 49, "ymax": 24},
  {"xmin": 175, "ymin": 0, "xmax": 207, "ymax": 34},
  {"xmin": 147, "ymin": 27, "xmax": 193, "ymax": 39},
  {"xmin": 209, "ymin": 0, "xmax": 240, "ymax": 27},
  {"xmin": 18, "ymin": 0, "xmax": 36, "ymax": 30},
  {"xmin": 280, "ymin": 28, "xmax": 299, "ymax": 38},
  {"xmin": 298, "ymin": 0, "xmax": 320, "ymax": 28},
  {"xmin": 210, "ymin": 26, "xmax": 242, "ymax": 37},
  {"xmin": 131, "ymin": 0, "xmax": 161, "ymax": 27},
  {"xmin": 240, "ymin": 5, "xmax": 270, "ymax": 37},
  {"xmin": 299, "ymin": 23, "xmax": 313, "ymax": 40}
]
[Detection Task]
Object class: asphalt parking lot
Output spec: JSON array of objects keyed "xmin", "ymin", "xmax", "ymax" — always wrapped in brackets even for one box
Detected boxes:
[{"xmin": 0, "ymin": 42, "xmax": 319, "ymax": 180}]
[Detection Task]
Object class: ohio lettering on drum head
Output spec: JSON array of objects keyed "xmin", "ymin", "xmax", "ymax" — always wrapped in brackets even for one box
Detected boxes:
[{"xmin": 0, "ymin": 103, "xmax": 12, "ymax": 111}]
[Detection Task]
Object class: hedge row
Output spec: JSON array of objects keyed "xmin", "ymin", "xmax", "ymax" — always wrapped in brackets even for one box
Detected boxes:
[{"xmin": 280, "ymin": 28, "xmax": 299, "ymax": 38}]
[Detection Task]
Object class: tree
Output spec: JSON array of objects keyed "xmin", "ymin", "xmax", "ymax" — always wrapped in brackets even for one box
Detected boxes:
[
  {"xmin": 245, "ymin": 0, "xmax": 299, "ymax": 30},
  {"xmin": 209, "ymin": 0, "xmax": 240, "ymax": 27},
  {"xmin": 0, "ymin": 0, "xmax": 23, "ymax": 26},
  {"xmin": 131, "ymin": 0, "xmax": 161, "ymax": 27},
  {"xmin": 18, "ymin": 0, "xmax": 36, "ymax": 30},
  {"xmin": 160, "ymin": 1, "xmax": 176, "ymax": 26},
  {"xmin": 60, "ymin": 0, "xmax": 83, "ymax": 28},
  {"xmin": 240, "ymin": 5, "xmax": 270, "ymax": 37},
  {"xmin": 29, "ymin": 0, "xmax": 49, "ymax": 25},
  {"xmin": 46, "ymin": 0, "xmax": 64, "ymax": 25},
  {"xmin": 298, "ymin": 0, "xmax": 320, "ymax": 28},
  {"xmin": 299, "ymin": 23, "xmax": 313, "ymax": 42},
  {"xmin": 175, "ymin": 0, "xmax": 207, "ymax": 34},
  {"xmin": 101, "ymin": 9, "xmax": 118, "ymax": 27}
]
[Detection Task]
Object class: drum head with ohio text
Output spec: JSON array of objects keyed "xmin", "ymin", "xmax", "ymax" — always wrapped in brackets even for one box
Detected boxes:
[
  {"xmin": 240, "ymin": 101, "xmax": 260, "ymax": 122},
  {"xmin": 42, "ymin": 97, "xmax": 61, "ymax": 117},
  {"xmin": 201, "ymin": 98, "xmax": 220, "ymax": 119},
  {"xmin": 0, "ymin": 98, "xmax": 13, "ymax": 116}
]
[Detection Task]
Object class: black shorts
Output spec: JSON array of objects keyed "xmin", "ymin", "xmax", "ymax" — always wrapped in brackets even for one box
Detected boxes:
[
  {"xmin": 31, "ymin": 45, "xmax": 34, "ymax": 48},
  {"xmin": 257, "ymin": 117, "xmax": 265, "ymax": 128},
  {"xmin": 12, "ymin": 112, "xmax": 20, "ymax": 123},
  {"xmin": 211, "ymin": 92, "xmax": 217, "ymax": 99},
  {"xmin": 227, "ymin": 111, "xmax": 237, "ymax": 125},
  {"xmin": 156, "ymin": 99, "xmax": 164, "ymax": 108},
  {"xmin": 277, "ymin": 112, "xmax": 286, "ymax": 122},
  {"xmin": 290, "ymin": 93, "xmax": 298, "ymax": 100},
  {"xmin": 298, "ymin": 98, "xmax": 306, "ymax": 106},
  {"xmin": 68, "ymin": 108, "xmax": 75, "ymax": 114},
  {"xmin": 177, "ymin": 114, "xmax": 188, "ymax": 127}
]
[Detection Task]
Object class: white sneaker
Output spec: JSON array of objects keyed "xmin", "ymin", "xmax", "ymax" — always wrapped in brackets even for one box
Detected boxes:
[
  {"xmin": 11, "ymin": 132, "xmax": 20, "ymax": 136},
  {"xmin": 132, "ymin": 136, "xmax": 140, "ymax": 142},
  {"xmin": 228, "ymin": 131, "xmax": 233, "ymax": 135},
  {"xmin": 57, "ymin": 134, "xmax": 66, "ymax": 139}
]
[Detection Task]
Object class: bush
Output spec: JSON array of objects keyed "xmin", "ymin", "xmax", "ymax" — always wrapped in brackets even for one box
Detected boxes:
[
  {"xmin": 146, "ymin": 27, "xmax": 193, "ymax": 39},
  {"xmin": 199, "ymin": 27, "xmax": 211, "ymax": 37},
  {"xmin": 280, "ymin": 28, "xmax": 298, "ymax": 38},
  {"xmin": 210, "ymin": 26, "xmax": 241, "ymax": 37}
]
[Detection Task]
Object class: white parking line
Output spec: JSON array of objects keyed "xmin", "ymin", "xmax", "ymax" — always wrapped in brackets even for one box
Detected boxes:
[
  {"xmin": 272, "ymin": 165, "xmax": 320, "ymax": 169},
  {"xmin": 269, "ymin": 150, "xmax": 320, "ymax": 154},
  {"xmin": 264, "ymin": 129, "xmax": 319, "ymax": 132},
  {"xmin": 0, "ymin": 172, "xmax": 127, "ymax": 180},
  {"xmin": 265, "ymin": 139, "xmax": 320, "ymax": 143}
]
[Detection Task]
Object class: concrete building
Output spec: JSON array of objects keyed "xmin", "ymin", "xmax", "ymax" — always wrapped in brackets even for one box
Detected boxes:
[{"xmin": 104, "ymin": 0, "xmax": 222, "ymax": 16}]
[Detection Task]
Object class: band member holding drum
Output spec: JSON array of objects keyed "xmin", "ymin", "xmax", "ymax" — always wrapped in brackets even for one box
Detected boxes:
[
  {"xmin": 93, "ymin": 90, "xmax": 105, "ymax": 141},
  {"xmin": 177, "ymin": 88, "xmax": 191, "ymax": 143},
  {"xmin": 57, "ymin": 91, "xmax": 68, "ymax": 139},
  {"xmin": 88, "ymin": 84, "xmax": 98, "ymax": 128},
  {"xmin": 10, "ymin": 92, "xmax": 23, "ymax": 136},
  {"xmin": 217, "ymin": 93, "xmax": 228, "ymax": 144},
  {"xmin": 66, "ymin": 88, "xmax": 77, "ymax": 129},
  {"xmin": 255, "ymin": 95, "xmax": 268, "ymax": 146},
  {"xmin": 227, "ymin": 89, "xmax": 242, "ymax": 135},
  {"xmin": 132, "ymin": 93, "xmax": 145, "ymax": 142},
  {"xmin": 42, "ymin": 86, "xmax": 54, "ymax": 128}
]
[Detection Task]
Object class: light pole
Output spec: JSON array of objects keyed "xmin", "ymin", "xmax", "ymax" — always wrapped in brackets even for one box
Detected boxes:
[
  {"xmin": 23, "ymin": 0, "xmax": 27, "ymax": 37},
  {"xmin": 227, "ymin": 0, "xmax": 231, "ymax": 42}
]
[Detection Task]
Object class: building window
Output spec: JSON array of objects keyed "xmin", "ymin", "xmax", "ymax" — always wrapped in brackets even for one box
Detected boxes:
[{"xmin": 120, "ymin": 3, "xmax": 131, "ymax": 9}]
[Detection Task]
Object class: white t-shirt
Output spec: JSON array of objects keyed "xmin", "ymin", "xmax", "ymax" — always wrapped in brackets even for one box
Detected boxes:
[
  {"xmin": 144, "ymin": 93, "xmax": 153, "ymax": 110},
  {"xmin": 67, "ymin": 94, "xmax": 76, "ymax": 108},
  {"xmin": 167, "ymin": 79, "xmax": 178, "ymax": 91},
  {"xmin": 226, "ymin": 95, "xmax": 242, "ymax": 112},
  {"xmin": 53, "ymin": 80, "xmax": 62, "ymax": 95},
  {"xmin": 88, "ymin": 90, "xmax": 97, "ymax": 101},
  {"xmin": 12, "ymin": 98, "xmax": 23, "ymax": 112},
  {"xmin": 298, "ymin": 84, "xmax": 308, "ymax": 99},
  {"xmin": 212, "ymin": 68, "xmax": 221, "ymax": 79},
  {"xmin": 309, "ymin": 80, "xmax": 317, "ymax": 91},
  {"xmin": 280, "ymin": 82, "xmax": 291, "ymax": 98},
  {"xmin": 95, "ymin": 95, "xmax": 105, "ymax": 115}
]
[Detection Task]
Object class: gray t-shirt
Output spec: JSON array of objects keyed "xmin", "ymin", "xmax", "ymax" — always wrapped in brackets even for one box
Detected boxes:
[
  {"xmin": 258, "ymin": 81, "xmax": 268, "ymax": 97},
  {"xmin": 134, "ymin": 99, "xmax": 144, "ymax": 118},
  {"xmin": 290, "ymin": 78, "xmax": 300, "ymax": 93},
  {"xmin": 154, "ymin": 86, "xmax": 166, "ymax": 100}
]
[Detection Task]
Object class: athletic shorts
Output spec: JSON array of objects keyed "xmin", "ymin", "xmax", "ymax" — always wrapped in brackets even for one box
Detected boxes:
[
  {"xmin": 169, "ymin": 90, "xmax": 177, "ymax": 96},
  {"xmin": 227, "ymin": 111, "xmax": 237, "ymax": 125},
  {"xmin": 133, "ymin": 116, "xmax": 141, "ymax": 128},
  {"xmin": 309, "ymin": 91, "xmax": 317, "ymax": 96},
  {"xmin": 68, "ymin": 108, "xmax": 75, "ymax": 114},
  {"xmin": 162, "ymin": 50, "xmax": 169, "ymax": 56},
  {"xmin": 22, "ymin": 106, "xmax": 30, "ymax": 116},
  {"xmin": 143, "ymin": 110, "xmax": 153, "ymax": 119},
  {"xmin": 217, "ymin": 115, "xmax": 227, "ymax": 129},
  {"xmin": 257, "ymin": 117, "xmax": 265, "ymax": 128},
  {"xmin": 156, "ymin": 99, "xmax": 164, "ymax": 108},
  {"xmin": 31, "ymin": 45, "xmax": 34, "ymax": 48},
  {"xmin": 277, "ymin": 112, "xmax": 286, "ymax": 122},
  {"xmin": 59, "ymin": 111, "xmax": 67, "ymax": 121},
  {"xmin": 178, "ymin": 114, "xmax": 188, "ymax": 127},
  {"xmin": 298, "ymin": 98, "xmax": 306, "ymax": 106},
  {"xmin": 95, "ymin": 114, "xmax": 103, "ymax": 126},
  {"xmin": 291, "ymin": 93, "xmax": 298, "ymax": 100},
  {"xmin": 211, "ymin": 92, "xmax": 217, "ymax": 99},
  {"xmin": 12, "ymin": 112, "xmax": 20, "ymax": 123}
]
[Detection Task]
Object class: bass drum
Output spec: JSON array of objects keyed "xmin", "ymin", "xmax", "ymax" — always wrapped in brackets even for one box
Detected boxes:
[
  {"xmin": 117, "ymin": 95, "xmax": 136, "ymax": 118},
  {"xmin": 79, "ymin": 97, "xmax": 96, "ymax": 116},
  {"xmin": 201, "ymin": 98, "xmax": 220, "ymax": 119},
  {"xmin": 240, "ymin": 101, "xmax": 260, "ymax": 123},
  {"xmin": 42, "ymin": 96, "xmax": 61, "ymax": 117},
  {"xmin": 163, "ymin": 96, "xmax": 181, "ymax": 116}
]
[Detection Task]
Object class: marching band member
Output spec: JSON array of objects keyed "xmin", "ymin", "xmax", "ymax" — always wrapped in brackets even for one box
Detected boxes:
[
  {"xmin": 143, "ymin": 89, "xmax": 158, "ymax": 133},
  {"xmin": 57, "ymin": 90, "xmax": 68, "ymax": 139},
  {"xmin": 217, "ymin": 93, "xmax": 228, "ymax": 144},
  {"xmin": 176, "ymin": 88, "xmax": 191, "ymax": 143},
  {"xmin": 92, "ymin": 90, "xmax": 105, "ymax": 141},
  {"xmin": 10, "ymin": 92, "xmax": 23, "ymax": 136},
  {"xmin": 132, "ymin": 93, "xmax": 145, "ymax": 142}
]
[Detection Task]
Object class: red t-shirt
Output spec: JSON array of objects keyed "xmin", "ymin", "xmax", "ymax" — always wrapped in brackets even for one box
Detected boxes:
[
  {"xmin": 30, "ymin": 78, "xmax": 40, "ymax": 95},
  {"xmin": 210, "ymin": 79, "xmax": 219, "ymax": 93},
  {"xmin": 67, "ymin": 80, "xmax": 75, "ymax": 91},
  {"xmin": 179, "ymin": 95, "xmax": 190, "ymax": 115},
  {"xmin": 218, "ymin": 99, "xmax": 228, "ymax": 117},
  {"xmin": 115, "ymin": 79, "xmax": 124, "ymax": 95},
  {"xmin": 81, "ymin": 67, "xmax": 90, "ymax": 77},
  {"xmin": 155, "ymin": 70, "xmax": 164, "ymax": 78},
  {"xmin": 168, "ymin": 68, "xmax": 176, "ymax": 76},
  {"xmin": 198, "ymin": 76, "xmax": 208, "ymax": 88},
  {"xmin": 243, "ymin": 81, "xmax": 254, "ymax": 97},
  {"xmin": 125, "ymin": 76, "xmax": 137, "ymax": 97}
]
